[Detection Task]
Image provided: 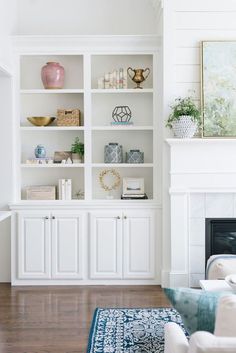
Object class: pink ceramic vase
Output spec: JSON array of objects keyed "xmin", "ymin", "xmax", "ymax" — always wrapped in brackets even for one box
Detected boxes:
[{"xmin": 41, "ymin": 62, "xmax": 65, "ymax": 89}]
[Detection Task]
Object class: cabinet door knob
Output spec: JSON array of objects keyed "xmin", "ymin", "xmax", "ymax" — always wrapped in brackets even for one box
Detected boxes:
[
  {"xmin": 52, "ymin": 216, "xmax": 55, "ymax": 220},
  {"xmin": 124, "ymin": 215, "xmax": 127, "ymax": 219},
  {"xmin": 44, "ymin": 216, "xmax": 49, "ymax": 220},
  {"xmin": 117, "ymin": 216, "xmax": 121, "ymax": 219}
]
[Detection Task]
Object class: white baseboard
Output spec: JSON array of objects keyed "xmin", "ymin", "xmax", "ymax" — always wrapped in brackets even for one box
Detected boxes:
[{"xmin": 162, "ymin": 270, "xmax": 189, "ymax": 287}]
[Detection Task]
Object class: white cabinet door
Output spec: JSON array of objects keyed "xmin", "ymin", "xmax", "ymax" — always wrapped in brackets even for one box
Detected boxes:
[
  {"xmin": 123, "ymin": 210, "xmax": 155, "ymax": 279},
  {"xmin": 51, "ymin": 212, "xmax": 85, "ymax": 279},
  {"xmin": 18, "ymin": 212, "xmax": 51, "ymax": 279},
  {"xmin": 90, "ymin": 212, "xmax": 122, "ymax": 279}
]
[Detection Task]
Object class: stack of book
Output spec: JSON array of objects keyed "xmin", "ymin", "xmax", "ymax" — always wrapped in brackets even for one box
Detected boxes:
[
  {"xmin": 97, "ymin": 68, "xmax": 128, "ymax": 89},
  {"xmin": 58, "ymin": 179, "xmax": 72, "ymax": 200},
  {"xmin": 121, "ymin": 193, "xmax": 148, "ymax": 200}
]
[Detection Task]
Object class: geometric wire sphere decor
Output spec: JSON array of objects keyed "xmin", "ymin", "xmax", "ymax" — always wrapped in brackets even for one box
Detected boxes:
[{"xmin": 111, "ymin": 105, "xmax": 133, "ymax": 125}]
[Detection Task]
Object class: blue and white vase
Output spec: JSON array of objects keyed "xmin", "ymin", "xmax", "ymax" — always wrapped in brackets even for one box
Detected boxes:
[
  {"xmin": 104, "ymin": 143, "xmax": 123, "ymax": 163},
  {"xmin": 126, "ymin": 150, "xmax": 144, "ymax": 163},
  {"xmin": 34, "ymin": 144, "xmax": 46, "ymax": 158}
]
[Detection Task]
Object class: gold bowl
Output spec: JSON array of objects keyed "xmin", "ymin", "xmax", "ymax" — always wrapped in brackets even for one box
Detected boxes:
[{"xmin": 27, "ymin": 116, "xmax": 56, "ymax": 127}]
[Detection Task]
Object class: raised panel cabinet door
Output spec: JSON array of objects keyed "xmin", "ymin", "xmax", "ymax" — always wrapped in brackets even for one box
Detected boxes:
[
  {"xmin": 18, "ymin": 212, "xmax": 51, "ymax": 279},
  {"xmin": 51, "ymin": 213, "xmax": 85, "ymax": 279},
  {"xmin": 89, "ymin": 212, "xmax": 123, "ymax": 279},
  {"xmin": 123, "ymin": 210, "xmax": 155, "ymax": 279}
]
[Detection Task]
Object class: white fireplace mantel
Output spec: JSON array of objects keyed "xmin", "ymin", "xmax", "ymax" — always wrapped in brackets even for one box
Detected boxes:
[
  {"xmin": 167, "ymin": 138, "xmax": 236, "ymax": 192},
  {"xmin": 165, "ymin": 138, "xmax": 236, "ymax": 287}
]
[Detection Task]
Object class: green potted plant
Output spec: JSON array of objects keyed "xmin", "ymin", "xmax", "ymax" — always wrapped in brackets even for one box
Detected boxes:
[
  {"xmin": 71, "ymin": 137, "xmax": 84, "ymax": 163},
  {"xmin": 166, "ymin": 96, "xmax": 201, "ymax": 138}
]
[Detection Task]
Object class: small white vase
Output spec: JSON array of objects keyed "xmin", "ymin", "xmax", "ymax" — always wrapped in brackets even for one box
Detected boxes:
[
  {"xmin": 172, "ymin": 116, "xmax": 197, "ymax": 138},
  {"xmin": 72, "ymin": 153, "xmax": 82, "ymax": 164}
]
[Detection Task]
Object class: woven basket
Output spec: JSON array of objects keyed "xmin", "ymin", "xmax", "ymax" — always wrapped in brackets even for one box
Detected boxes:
[{"xmin": 57, "ymin": 109, "xmax": 80, "ymax": 126}]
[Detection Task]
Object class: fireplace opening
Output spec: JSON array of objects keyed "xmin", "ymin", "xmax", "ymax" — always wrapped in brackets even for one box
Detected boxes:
[{"xmin": 205, "ymin": 219, "xmax": 236, "ymax": 266}]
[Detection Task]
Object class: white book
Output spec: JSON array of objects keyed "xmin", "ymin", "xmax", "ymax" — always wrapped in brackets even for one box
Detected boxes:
[
  {"xmin": 115, "ymin": 70, "xmax": 119, "ymax": 89},
  {"xmin": 109, "ymin": 72, "xmax": 113, "ymax": 89},
  {"xmin": 65, "ymin": 179, "xmax": 72, "ymax": 200},
  {"xmin": 58, "ymin": 179, "xmax": 66, "ymax": 200},
  {"xmin": 97, "ymin": 77, "xmax": 104, "ymax": 89},
  {"xmin": 112, "ymin": 70, "xmax": 117, "ymax": 89},
  {"xmin": 119, "ymin": 68, "xmax": 123, "ymax": 89},
  {"xmin": 123, "ymin": 69, "xmax": 128, "ymax": 89},
  {"xmin": 104, "ymin": 72, "xmax": 110, "ymax": 89}
]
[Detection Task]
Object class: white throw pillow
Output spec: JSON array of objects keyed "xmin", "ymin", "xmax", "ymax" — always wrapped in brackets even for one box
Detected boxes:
[{"xmin": 214, "ymin": 295, "xmax": 236, "ymax": 337}]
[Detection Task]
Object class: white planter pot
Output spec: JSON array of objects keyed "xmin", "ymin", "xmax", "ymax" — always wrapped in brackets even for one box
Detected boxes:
[
  {"xmin": 172, "ymin": 116, "xmax": 197, "ymax": 138},
  {"xmin": 72, "ymin": 153, "xmax": 82, "ymax": 164}
]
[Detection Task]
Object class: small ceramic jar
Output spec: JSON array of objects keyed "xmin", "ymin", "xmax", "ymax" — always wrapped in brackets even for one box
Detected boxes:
[
  {"xmin": 41, "ymin": 62, "xmax": 65, "ymax": 89},
  {"xmin": 104, "ymin": 143, "xmax": 123, "ymax": 163},
  {"xmin": 126, "ymin": 149, "xmax": 144, "ymax": 163},
  {"xmin": 34, "ymin": 144, "xmax": 46, "ymax": 158}
]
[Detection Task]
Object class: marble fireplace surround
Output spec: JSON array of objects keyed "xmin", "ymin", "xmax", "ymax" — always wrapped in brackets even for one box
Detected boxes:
[{"xmin": 166, "ymin": 139, "xmax": 236, "ymax": 287}]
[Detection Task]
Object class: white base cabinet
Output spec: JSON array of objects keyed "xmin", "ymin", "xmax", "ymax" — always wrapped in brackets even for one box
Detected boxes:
[
  {"xmin": 90, "ymin": 210, "xmax": 155, "ymax": 280},
  {"xmin": 18, "ymin": 212, "xmax": 51, "ymax": 279},
  {"xmin": 51, "ymin": 212, "xmax": 84, "ymax": 279},
  {"xmin": 17, "ymin": 211, "xmax": 85, "ymax": 280},
  {"xmin": 123, "ymin": 210, "xmax": 155, "ymax": 279},
  {"xmin": 90, "ymin": 211, "xmax": 123, "ymax": 279},
  {"xmin": 12, "ymin": 207, "xmax": 158, "ymax": 285}
]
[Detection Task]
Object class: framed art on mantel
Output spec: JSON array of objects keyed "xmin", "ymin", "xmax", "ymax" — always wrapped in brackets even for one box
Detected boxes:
[{"xmin": 202, "ymin": 41, "xmax": 236, "ymax": 137}]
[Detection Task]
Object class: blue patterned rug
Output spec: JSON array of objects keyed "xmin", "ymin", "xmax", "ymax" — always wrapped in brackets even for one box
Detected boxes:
[{"xmin": 87, "ymin": 307, "xmax": 186, "ymax": 353}]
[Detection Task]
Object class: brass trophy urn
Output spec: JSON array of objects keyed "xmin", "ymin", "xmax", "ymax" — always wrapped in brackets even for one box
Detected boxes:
[{"xmin": 127, "ymin": 67, "xmax": 150, "ymax": 89}]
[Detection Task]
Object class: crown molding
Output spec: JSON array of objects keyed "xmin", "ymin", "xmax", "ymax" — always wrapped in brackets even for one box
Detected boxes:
[{"xmin": 11, "ymin": 35, "xmax": 161, "ymax": 53}]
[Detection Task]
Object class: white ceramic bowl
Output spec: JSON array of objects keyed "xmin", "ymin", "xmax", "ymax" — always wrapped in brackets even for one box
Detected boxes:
[{"xmin": 225, "ymin": 274, "xmax": 236, "ymax": 291}]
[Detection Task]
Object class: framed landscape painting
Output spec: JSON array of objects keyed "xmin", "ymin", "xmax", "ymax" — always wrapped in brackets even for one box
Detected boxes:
[{"xmin": 202, "ymin": 41, "xmax": 236, "ymax": 137}]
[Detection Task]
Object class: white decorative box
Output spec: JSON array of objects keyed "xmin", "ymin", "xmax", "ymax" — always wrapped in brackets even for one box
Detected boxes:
[{"xmin": 26, "ymin": 186, "xmax": 56, "ymax": 200}]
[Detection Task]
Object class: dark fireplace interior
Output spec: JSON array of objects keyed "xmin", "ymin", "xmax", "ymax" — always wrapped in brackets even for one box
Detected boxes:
[{"xmin": 205, "ymin": 218, "xmax": 236, "ymax": 266}]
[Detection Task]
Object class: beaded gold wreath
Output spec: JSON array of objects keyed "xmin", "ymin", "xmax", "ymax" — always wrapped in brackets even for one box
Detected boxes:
[{"xmin": 99, "ymin": 169, "xmax": 121, "ymax": 192}]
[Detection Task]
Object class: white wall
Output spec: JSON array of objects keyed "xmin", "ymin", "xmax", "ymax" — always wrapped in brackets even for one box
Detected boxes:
[
  {"xmin": 0, "ymin": 0, "xmax": 18, "ymax": 69},
  {"xmin": 172, "ymin": 0, "xmax": 236, "ymax": 102},
  {"xmin": 17, "ymin": 0, "xmax": 158, "ymax": 35},
  {"xmin": 162, "ymin": 0, "xmax": 236, "ymax": 286},
  {"xmin": 0, "ymin": 0, "xmax": 17, "ymax": 281},
  {"xmin": 0, "ymin": 74, "xmax": 13, "ymax": 282}
]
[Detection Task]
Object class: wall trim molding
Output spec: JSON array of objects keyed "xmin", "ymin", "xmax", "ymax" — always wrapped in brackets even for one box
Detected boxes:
[
  {"xmin": 9, "ymin": 201, "xmax": 162, "ymax": 211},
  {"xmin": 161, "ymin": 270, "xmax": 190, "ymax": 288},
  {"xmin": 166, "ymin": 138, "xmax": 236, "ymax": 145},
  {"xmin": 169, "ymin": 271, "xmax": 189, "ymax": 287},
  {"xmin": 170, "ymin": 188, "xmax": 236, "ymax": 194},
  {"xmin": 11, "ymin": 35, "xmax": 161, "ymax": 53},
  {"xmin": 170, "ymin": 171, "xmax": 236, "ymax": 175}
]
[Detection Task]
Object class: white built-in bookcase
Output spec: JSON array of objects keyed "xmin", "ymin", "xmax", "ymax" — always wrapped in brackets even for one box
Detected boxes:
[{"xmin": 13, "ymin": 36, "xmax": 159, "ymax": 203}]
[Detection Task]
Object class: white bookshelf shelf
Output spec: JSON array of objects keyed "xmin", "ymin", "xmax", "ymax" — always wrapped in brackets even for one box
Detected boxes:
[
  {"xmin": 92, "ymin": 163, "xmax": 153, "ymax": 168},
  {"xmin": 20, "ymin": 126, "xmax": 85, "ymax": 131},
  {"xmin": 92, "ymin": 126, "xmax": 153, "ymax": 131},
  {"xmin": 20, "ymin": 89, "xmax": 84, "ymax": 94},
  {"xmin": 91, "ymin": 89, "xmax": 153, "ymax": 94},
  {"xmin": 21, "ymin": 164, "xmax": 84, "ymax": 168}
]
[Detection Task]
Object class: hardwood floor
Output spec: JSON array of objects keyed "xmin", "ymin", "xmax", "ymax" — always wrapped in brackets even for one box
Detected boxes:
[{"xmin": 0, "ymin": 284, "xmax": 170, "ymax": 353}]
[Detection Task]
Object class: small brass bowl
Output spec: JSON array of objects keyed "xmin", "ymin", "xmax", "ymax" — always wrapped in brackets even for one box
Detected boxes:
[{"xmin": 27, "ymin": 116, "xmax": 56, "ymax": 127}]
